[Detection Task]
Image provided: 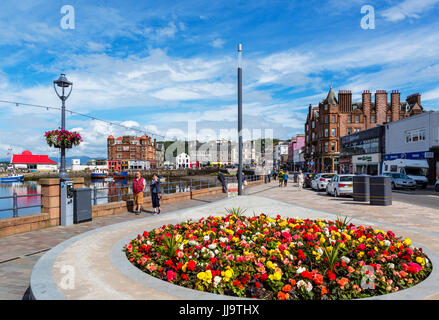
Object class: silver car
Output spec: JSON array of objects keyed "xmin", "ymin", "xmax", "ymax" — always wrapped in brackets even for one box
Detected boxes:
[
  {"xmin": 326, "ymin": 174, "xmax": 355, "ymax": 197},
  {"xmin": 383, "ymin": 173, "xmax": 416, "ymax": 190},
  {"xmin": 312, "ymin": 173, "xmax": 335, "ymax": 191}
]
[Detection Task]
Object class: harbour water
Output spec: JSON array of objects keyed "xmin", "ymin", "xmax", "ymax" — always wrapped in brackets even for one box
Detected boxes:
[{"xmin": 0, "ymin": 175, "xmax": 223, "ymax": 219}]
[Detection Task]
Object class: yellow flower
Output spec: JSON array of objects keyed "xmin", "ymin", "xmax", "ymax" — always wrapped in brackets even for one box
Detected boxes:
[
  {"xmin": 416, "ymin": 256, "xmax": 425, "ymax": 266},
  {"xmin": 266, "ymin": 261, "xmax": 276, "ymax": 269},
  {"xmin": 404, "ymin": 238, "xmax": 412, "ymax": 246},
  {"xmin": 357, "ymin": 251, "xmax": 365, "ymax": 258},
  {"xmin": 326, "ymin": 246, "xmax": 333, "ymax": 252},
  {"xmin": 197, "ymin": 272, "xmax": 206, "ymax": 280},
  {"xmin": 182, "ymin": 262, "xmax": 188, "ymax": 272},
  {"xmin": 340, "ymin": 242, "xmax": 346, "ymax": 249},
  {"xmin": 269, "ymin": 271, "xmax": 282, "ymax": 281},
  {"xmin": 320, "ymin": 237, "xmax": 326, "ymax": 243}
]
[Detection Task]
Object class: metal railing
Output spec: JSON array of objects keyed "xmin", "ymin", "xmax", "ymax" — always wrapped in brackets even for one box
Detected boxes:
[
  {"xmin": 0, "ymin": 193, "xmax": 43, "ymax": 218},
  {"xmin": 91, "ymin": 174, "xmax": 261, "ymax": 205}
]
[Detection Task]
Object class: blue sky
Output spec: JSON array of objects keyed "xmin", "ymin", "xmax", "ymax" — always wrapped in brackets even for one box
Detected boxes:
[{"xmin": 1, "ymin": 0, "xmax": 439, "ymax": 158}]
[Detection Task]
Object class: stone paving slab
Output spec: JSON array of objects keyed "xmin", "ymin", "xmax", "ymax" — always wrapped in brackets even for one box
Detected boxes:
[{"xmin": 0, "ymin": 193, "xmax": 226, "ymax": 300}]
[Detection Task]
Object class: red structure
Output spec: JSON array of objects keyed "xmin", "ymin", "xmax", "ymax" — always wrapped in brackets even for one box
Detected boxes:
[{"xmin": 11, "ymin": 150, "xmax": 57, "ymax": 170}]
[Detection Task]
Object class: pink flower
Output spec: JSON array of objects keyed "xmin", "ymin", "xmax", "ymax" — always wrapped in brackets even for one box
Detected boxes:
[{"xmin": 407, "ymin": 262, "xmax": 421, "ymax": 274}]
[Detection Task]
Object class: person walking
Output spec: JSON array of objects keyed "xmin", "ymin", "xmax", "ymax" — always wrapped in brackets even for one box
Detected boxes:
[
  {"xmin": 297, "ymin": 170, "xmax": 304, "ymax": 191},
  {"xmin": 283, "ymin": 171, "xmax": 289, "ymax": 187},
  {"xmin": 150, "ymin": 173, "xmax": 162, "ymax": 215},
  {"xmin": 132, "ymin": 171, "xmax": 146, "ymax": 215},
  {"xmin": 217, "ymin": 171, "xmax": 227, "ymax": 193},
  {"xmin": 278, "ymin": 170, "xmax": 284, "ymax": 187}
]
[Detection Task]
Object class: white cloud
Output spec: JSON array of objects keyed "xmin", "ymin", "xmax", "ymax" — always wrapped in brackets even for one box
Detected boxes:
[
  {"xmin": 211, "ymin": 38, "xmax": 225, "ymax": 48},
  {"xmin": 381, "ymin": 0, "xmax": 439, "ymax": 22}
]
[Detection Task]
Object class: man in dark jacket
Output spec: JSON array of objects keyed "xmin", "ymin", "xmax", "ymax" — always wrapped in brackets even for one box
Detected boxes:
[{"xmin": 217, "ymin": 171, "xmax": 227, "ymax": 193}]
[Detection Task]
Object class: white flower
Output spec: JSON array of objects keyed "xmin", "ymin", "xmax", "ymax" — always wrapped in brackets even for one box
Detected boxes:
[
  {"xmin": 384, "ymin": 240, "xmax": 391, "ymax": 247},
  {"xmin": 214, "ymin": 276, "xmax": 221, "ymax": 285},
  {"xmin": 219, "ymin": 237, "xmax": 228, "ymax": 243},
  {"xmin": 214, "ymin": 249, "xmax": 219, "ymax": 255},
  {"xmin": 204, "ymin": 235, "xmax": 210, "ymax": 241},
  {"xmin": 341, "ymin": 256, "xmax": 350, "ymax": 264},
  {"xmin": 296, "ymin": 266, "xmax": 306, "ymax": 274},
  {"xmin": 297, "ymin": 241, "xmax": 303, "ymax": 247},
  {"xmin": 209, "ymin": 251, "xmax": 215, "ymax": 258},
  {"xmin": 189, "ymin": 240, "xmax": 199, "ymax": 246},
  {"xmin": 388, "ymin": 263, "xmax": 395, "ymax": 269},
  {"xmin": 179, "ymin": 243, "xmax": 184, "ymax": 250},
  {"xmin": 317, "ymin": 248, "xmax": 323, "ymax": 255},
  {"xmin": 201, "ymin": 247, "xmax": 207, "ymax": 253},
  {"xmin": 296, "ymin": 280, "xmax": 306, "ymax": 288},
  {"xmin": 208, "ymin": 243, "xmax": 217, "ymax": 250}
]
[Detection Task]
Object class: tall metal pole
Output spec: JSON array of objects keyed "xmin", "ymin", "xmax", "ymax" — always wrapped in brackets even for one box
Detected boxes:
[
  {"xmin": 60, "ymin": 85, "xmax": 67, "ymax": 180},
  {"xmin": 237, "ymin": 43, "xmax": 243, "ymax": 195}
]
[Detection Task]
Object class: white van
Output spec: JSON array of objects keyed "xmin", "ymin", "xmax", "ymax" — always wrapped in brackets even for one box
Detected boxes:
[{"xmin": 382, "ymin": 159, "xmax": 428, "ymax": 188}]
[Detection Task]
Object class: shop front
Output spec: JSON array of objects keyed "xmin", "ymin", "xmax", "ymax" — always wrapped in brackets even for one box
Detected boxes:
[{"xmin": 352, "ymin": 153, "xmax": 380, "ymax": 175}]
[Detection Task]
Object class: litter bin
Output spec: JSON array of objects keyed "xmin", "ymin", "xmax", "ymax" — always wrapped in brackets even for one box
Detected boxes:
[
  {"xmin": 353, "ymin": 175, "xmax": 370, "ymax": 202},
  {"xmin": 73, "ymin": 187, "xmax": 92, "ymax": 223},
  {"xmin": 370, "ymin": 176, "xmax": 392, "ymax": 206}
]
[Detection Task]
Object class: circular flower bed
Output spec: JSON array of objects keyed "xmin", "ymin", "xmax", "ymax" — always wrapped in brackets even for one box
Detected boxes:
[{"xmin": 125, "ymin": 213, "xmax": 432, "ymax": 300}]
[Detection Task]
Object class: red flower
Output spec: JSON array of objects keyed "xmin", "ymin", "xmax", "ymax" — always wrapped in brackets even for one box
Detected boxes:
[
  {"xmin": 326, "ymin": 270, "xmax": 336, "ymax": 281},
  {"xmin": 301, "ymin": 270, "xmax": 313, "ymax": 280},
  {"xmin": 187, "ymin": 260, "xmax": 196, "ymax": 271}
]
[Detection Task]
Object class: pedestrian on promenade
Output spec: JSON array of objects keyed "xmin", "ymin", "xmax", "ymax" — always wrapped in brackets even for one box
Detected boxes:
[
  {"xmin": 150, "ymin": 173, "xmax": 162, "ymax": 215},
  {"xmin": 278, "ymin": 170, "xmax": 284, "ymax": 187},
  {"xmin": 297, "ymin": 170, "xmax": 304, "ymax": 191},
  {"xmin": 132, "ymin": 171, "xmax": 146, "ymax": 215},
  {"xmin": 283, "ymin": 171, "xmax": 289, "ymax": 187},
  {"xmin": 217, "ymin": 171, "xmax": 227, "ymax": 193}
]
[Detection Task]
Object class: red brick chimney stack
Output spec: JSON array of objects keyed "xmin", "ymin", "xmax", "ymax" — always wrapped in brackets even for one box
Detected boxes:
[
  {"xmin": 338, "ymin": 90, "xmax": 352, "ymax": 113},
  {"xmin": 362, "ymin": 90, "xmax": 371, "ymax": 129},
  {"xmin": 375, "ymin": 90, "xmax": 387, "ymax": 124},
  {"xmin": 391, "ymin": 90, "xmax": 400, "ymax": 122}
]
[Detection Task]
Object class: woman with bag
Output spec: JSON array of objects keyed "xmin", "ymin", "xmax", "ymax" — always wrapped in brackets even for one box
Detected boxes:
[{"xmin": 150, "ymin": 173, "xmax": 162, "ymax": 215}]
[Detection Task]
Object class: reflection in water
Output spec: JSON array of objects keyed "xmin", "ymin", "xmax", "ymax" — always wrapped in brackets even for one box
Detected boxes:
[{"xmin": 0, "ymin": 181, "xmax": 42, "ymax": 219}]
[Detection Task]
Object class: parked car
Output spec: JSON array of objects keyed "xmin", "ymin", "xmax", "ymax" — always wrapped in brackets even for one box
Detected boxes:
[
  {"xmin": 311, "ymin": 173, "xmax": 335, "ymax": 191},
  {"xmin": 326, "ymin": 174, "xmax": 355, "ymax": 197},
  {"xmin": 383, "ymin": 172, "xmax": 417, "ymax": 190},
  {"xmin": 435, "ymin": 180, "xmax": 439, "ymax": 192},
  {"xmin": 304, "ymin": 173, "xmax": 315, "ymax": 188}
]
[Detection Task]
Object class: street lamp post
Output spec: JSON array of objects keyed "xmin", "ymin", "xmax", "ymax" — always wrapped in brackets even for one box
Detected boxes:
[
  {"xmin": 53, "ymin": 73, "xmax": 73, "ymax": 180},
  {"xmin": 237, "ymin": 44, "xmax": 243, "ymax": 195}
]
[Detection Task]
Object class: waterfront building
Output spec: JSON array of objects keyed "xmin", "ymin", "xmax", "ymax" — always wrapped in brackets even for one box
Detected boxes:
[
  {"xmin": 176, "ymin": 153, "xmax": 190, "ymax": 168},
  {"xmin": 107, "ymin": 135, "xmax": 157, "ymax": 170},
  {"xmin": 274, "ymin": 141, "xmax": 289, "ymax": 169},
  {"xmin": 304, "ymin": 88, "xmax": 424, "ymax": 173},
  {"xmin": 71, "ymin": 159, "xmax": 108, "ymax": 171},
  {"xmin": 11, "ymin": 150, "xmax": 57, "ymax": 171},
  {"xmin": 287, "ymin": 134, "xmax": 305, "ymax": 171},
  {"xmin": 384, "ymin": 111, "xmax": 439, "ymax": 183}
]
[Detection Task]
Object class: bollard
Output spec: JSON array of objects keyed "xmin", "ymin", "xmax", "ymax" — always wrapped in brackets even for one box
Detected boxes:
[
  {"xmin": 353, "ymin": 175, "xmax": 370, "ymax": 202},
  {"xmin": 12, "ymin": 192, "xmax": 18, "ymax": 218},
  {"xmin": 370, "ymin": 176, "xmax": 392, "ymax": 206}
]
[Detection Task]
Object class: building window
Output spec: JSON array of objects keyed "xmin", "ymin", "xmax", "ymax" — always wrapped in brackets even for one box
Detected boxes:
[
  {"xmin": 347, "ymin": 128, "xmax": 352, "ymax": 135},
  {"xmin": 117, "ymin": 154, "xmax": 122, "ymax": 159},
  {"xmin": 116, "ymin": 146, "xmax": 122, "ymax": 151},
  {"xmin": 324, "ymin": 142, "xmax": 328, "ymax": 152},
  {"xmin": 324, "ymin": 105, "xmax": 328, "ymax": 110},
  {"xmin": 130, "ymin": 154, "xmax": 135, "ymax": 159},
  {"xmin": 331, "ymin": 128, "xmax": 336, "ymax": 137},
  {"xmin": 387, "ymin": 115, "xmax": 391, "ymax": 122},
  {"xmin": 331, "ymin": 142, "xmax": 336, "ymax": 152},
  {"xmin": 312, "ymin": 145, "xmax": 315, "ymax": 153},
  {"xmin": 354, "ymin": 128, "xmax": 360, "ymax": 133},
  {"xmin": 312, "ymin": 121, "xmax": 315, "ymax": 128},
  {"xmin": 371, "ymin": 114, "xmax": 376, "ymax": 123},
  {"xmin": 130, "ymin": 147, "xmax": 136, "ymax": 151},
  {"xmin": 355, "ymin": 115, "xmax": 360, "ymax": 123},
  {"xmin": 312, "ymin": 132, "xmax": 315, "ymax": 140},
  {"xmin": 325, "ymin": 115, "xmax": 329, "ymax": 124},
  {"xmin": 406, "ymin": 129, "xmax": 426, "ymax": 143},
  {"xmin": 348, "ymin": 115, "xmax": 352, "ymax": 123},
  {"xmin": 325, "ymin": 129, "xmax": 329, "ymax": 137},
  {"xmin": 332, "ymin": 115, "xmax": 336, "ymax": 123}
]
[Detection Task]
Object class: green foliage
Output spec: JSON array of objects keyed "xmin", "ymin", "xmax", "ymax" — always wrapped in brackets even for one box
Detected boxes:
[
  {"xmin": 225, "ymin": 207, "xmax": 247, "ymax": 217},
  {"xmin": 335, "ymin": 213, "xmax": 352, "ymax": 230}
]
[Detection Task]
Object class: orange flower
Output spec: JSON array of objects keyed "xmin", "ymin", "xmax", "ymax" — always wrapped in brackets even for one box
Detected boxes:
[
  {"xmin": 277, "ymin": 291, "xmax": 287, "ymax": 300},
  {"xmin": 313, "ymin": 273, "xmax": 324, "ymax": 285},
  {"xmin": 288, "ymin": 278, "xmax": 296, "ymax": 286},
  {"xmin": 320, "ymin": 285, "xmax": 328, "ymax": 295},
  {"xmin": 347, "ymin": 266, "xmax": 355, "ymax": 274},
  {"xmin": 282, "ymin": 284, "xmax": 291, "ymax": 292},
  {"xmin": 337, "ymin": 277, "xmax": 349, "ymax": 289}
]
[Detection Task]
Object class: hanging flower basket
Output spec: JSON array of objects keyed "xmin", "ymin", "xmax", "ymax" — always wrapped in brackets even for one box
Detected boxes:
[{"xmin": 44, "ymin": 128, "xmax": 82, "ymax": 149}]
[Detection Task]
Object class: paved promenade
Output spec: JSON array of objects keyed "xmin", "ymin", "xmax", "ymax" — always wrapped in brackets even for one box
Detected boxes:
[
  {"xmin": 2, "ymin": 180, "xmax": 439, "ymax": 300},
  {"xmin": 0, "ymin": 193, "xmax": 226, "ymax": 300}
]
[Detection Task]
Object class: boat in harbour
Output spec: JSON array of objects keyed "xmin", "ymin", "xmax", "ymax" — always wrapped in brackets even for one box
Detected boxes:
[
  {"xmin": 0, "ymin": 174, "xmax": 25, "ymax": 183},
  {"xmin": 108, "ymin": 171, "xmax": 128, "ymax": 179},
  {"xmin": 91, "ymin": 169, "xmax": 108, "ymax": 179}
]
